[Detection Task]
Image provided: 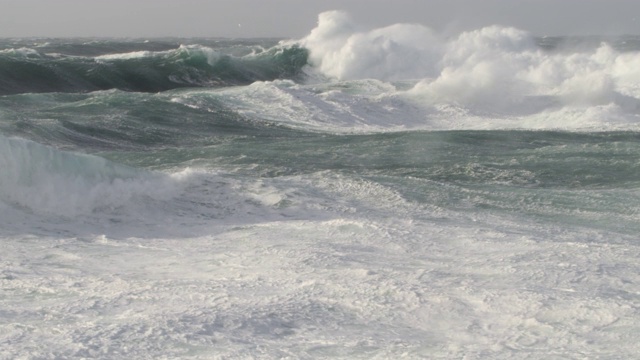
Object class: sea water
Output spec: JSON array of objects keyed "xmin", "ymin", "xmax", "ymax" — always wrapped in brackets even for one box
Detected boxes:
[{"xmin": 1, "ymin": 11, "xmax": 640, "ymax": 359}]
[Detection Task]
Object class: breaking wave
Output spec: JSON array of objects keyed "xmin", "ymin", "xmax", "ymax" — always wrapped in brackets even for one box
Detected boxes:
[
  {"xmin": 300, "ymin": 11, "xmax": 640, "ymax": 119},
  {"xmin": 0, "ymin": 134, "xmax": 181, "ymax": 217}
]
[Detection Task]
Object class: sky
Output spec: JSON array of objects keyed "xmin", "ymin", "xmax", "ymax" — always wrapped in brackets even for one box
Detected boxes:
[{"xmin": 0, "ymin": 0, "xmax": 638, "ymax": 38}]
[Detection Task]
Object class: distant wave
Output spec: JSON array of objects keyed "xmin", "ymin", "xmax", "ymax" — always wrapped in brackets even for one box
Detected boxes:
[{"xmin": 0, "ymin": 44, "xmax": 309, "ymax": 95}]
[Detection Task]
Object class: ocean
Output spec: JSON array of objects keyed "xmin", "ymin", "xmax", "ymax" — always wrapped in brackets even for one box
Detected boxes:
[{"xmin": 2, "ymin": 11, "xmax": 640, "ymax": 359}]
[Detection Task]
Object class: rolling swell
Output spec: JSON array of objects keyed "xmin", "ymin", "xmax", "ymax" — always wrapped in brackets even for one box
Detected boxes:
[
  {"xmin": 0, "ymin": 44, "xmax": 309, "ymax": 95},
  {"xmin": 0, "ymin": 89, "xmax": 308, "ymax": 155}
]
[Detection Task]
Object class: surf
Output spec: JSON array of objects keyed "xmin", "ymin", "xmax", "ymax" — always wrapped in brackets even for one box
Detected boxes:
[{"xmin": 296, "ymin": 11, "xmax": 640, "ymax": 131}]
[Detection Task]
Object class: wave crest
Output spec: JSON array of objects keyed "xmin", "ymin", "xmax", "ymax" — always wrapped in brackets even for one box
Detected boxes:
[
  {"xmin": 0, "ymin": 134, "xmax": 180, "ymax": 217},
  {"xmin": 302, "ymin": 10, "xmax": 441, "ymax": 81},
  {"xmin": 300, "ymin": 11, "xmax": 640, "ymax": 118}
]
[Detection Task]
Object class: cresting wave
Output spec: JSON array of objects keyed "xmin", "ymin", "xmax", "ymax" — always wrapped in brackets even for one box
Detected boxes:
[
  {"xmin": 302, "ymin": 11, "xmax": 640, "ymax": 97},
  {"xmin": 299, "ymin": 11, "xmax": 640, "ymax": 128},
  {"xmin": 0, "ymin": 134, "xmax": 182, "ymax": 217},
  {"xmin": 0, "ymin": 43, "xmax": 308, "ymax": 95}
]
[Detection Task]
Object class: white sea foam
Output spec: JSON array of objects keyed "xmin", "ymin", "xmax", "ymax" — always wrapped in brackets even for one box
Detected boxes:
[
  {"xmin": 95, "ymin": 45, "xmax": 223, "ymax": 65},
  {"xmin": 2, "ymin": 17, "xmax": 640, "ymax": 360},
  {"xmin": 2, "ymin": 134, "xmax": 639, "ymax": 358},
  {"xmin": 296, "ymin": 11, "xmax": 640, "ymax": 131},
  {"xmin": 302, "ymin": 11, "xmax": 442, "ymax": 81},
  {"xmin": 0, "ymin": 47, "xmax": 43, "ymax": 59},
  {"xmin": 176, "ymin": 44, "xmax": 223, "ymax": 65},
  {"xmin": 175, "ymin": 76, "xmax": 638, "ymax": 133},
  {"xmin": 95, "ymin": 50, "xmax": 154, "ymax": 60},
  {"xmin": 2, "ymin": 168, "xmax": 639, "ymax": 358}
]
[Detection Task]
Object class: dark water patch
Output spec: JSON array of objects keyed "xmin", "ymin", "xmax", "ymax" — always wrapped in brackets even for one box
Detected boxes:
[{"xmin": 0, "ymin": 43, "xmax": 308, "ymax": 95}]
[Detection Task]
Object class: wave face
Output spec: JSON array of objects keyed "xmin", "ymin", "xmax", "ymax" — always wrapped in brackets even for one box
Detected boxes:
[
  {"xmin": 2, "ymin": 12, "xmax": 640, "ymax": 360},
  {"xmin": 0, "ymin": 133, "xmax": 183, "ymax": 217},
  {"xmin": 0, "ymin": 40, "xmax": 308, "ymax": 95}
]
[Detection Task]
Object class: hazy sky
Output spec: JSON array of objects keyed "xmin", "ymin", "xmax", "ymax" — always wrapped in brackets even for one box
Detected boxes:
[{"xmin": 1, "ymin": 0, "xmax": 638, "ymax": 38}]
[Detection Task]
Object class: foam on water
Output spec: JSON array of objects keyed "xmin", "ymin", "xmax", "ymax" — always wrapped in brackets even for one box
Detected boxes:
[
  {"xmin": 0, "ymin": 47, "xmax": 44, "ymax": 59},
  {"xmin": 2, "ymin": 12, "xmax": 640, "ymax": 360},
  {"xmin": 301, "ymin": 11, "xmax": 640, "ymax": 99},
  {"xmin": 176, "ymin": 79, "xmax": 426, "ymax": 132},
  {"xmin": 3, "ymin": 166, "xmax": 639, "ymax": 358},
  {"xmin": 95, "ymin": 50, "xmax": 156, "ymax": 61},
  {"xmin": 177, "ymin": 77, "xmax": 637, "ymax": 133},
  {"xmin": 295, "ymin": 11, "xmax": 640, "ymax": 131},
  {"xmin": 95, "ymin": 44, "xmax": 223, "ymax": 66},
  {"xmin": 301, "ymin": 11, "xmax": 442, "ymax": 81},
  {"xmin": 2, "ymin": 150, "xmax": 640, "ymax": 359}
]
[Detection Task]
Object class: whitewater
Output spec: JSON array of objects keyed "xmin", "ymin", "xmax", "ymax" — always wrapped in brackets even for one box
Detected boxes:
[{"xmin": 2, "ymin": 11, "xmax": 640, "ymax": 359}]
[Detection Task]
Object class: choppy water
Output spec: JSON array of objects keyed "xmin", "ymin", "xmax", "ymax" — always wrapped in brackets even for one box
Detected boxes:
[{"xmin": 2, "ymin": 11, "xmax": 640, "ymax": 359}]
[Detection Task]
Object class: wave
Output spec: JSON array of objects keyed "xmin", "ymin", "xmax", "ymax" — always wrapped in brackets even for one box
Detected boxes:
[
  {"xmin": 0, "ymin": 44, "xmax": 308, "ymax": 95},
  {"xmin": 0, "ymin": 134, "xmax": 181, "ymax": 217},
  {"xmin": 2, "ymin": 13, "xmax": 640, "ymax": 134},
  {"xmin": 299, "ymin": 11, "xmax": 640, "ymax": 120}
]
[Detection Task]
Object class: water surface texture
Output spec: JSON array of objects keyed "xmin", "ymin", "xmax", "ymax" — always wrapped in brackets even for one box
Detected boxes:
[{"xmin": 2, "ymin": 11, "xmax": 640, "ymax": 359}]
